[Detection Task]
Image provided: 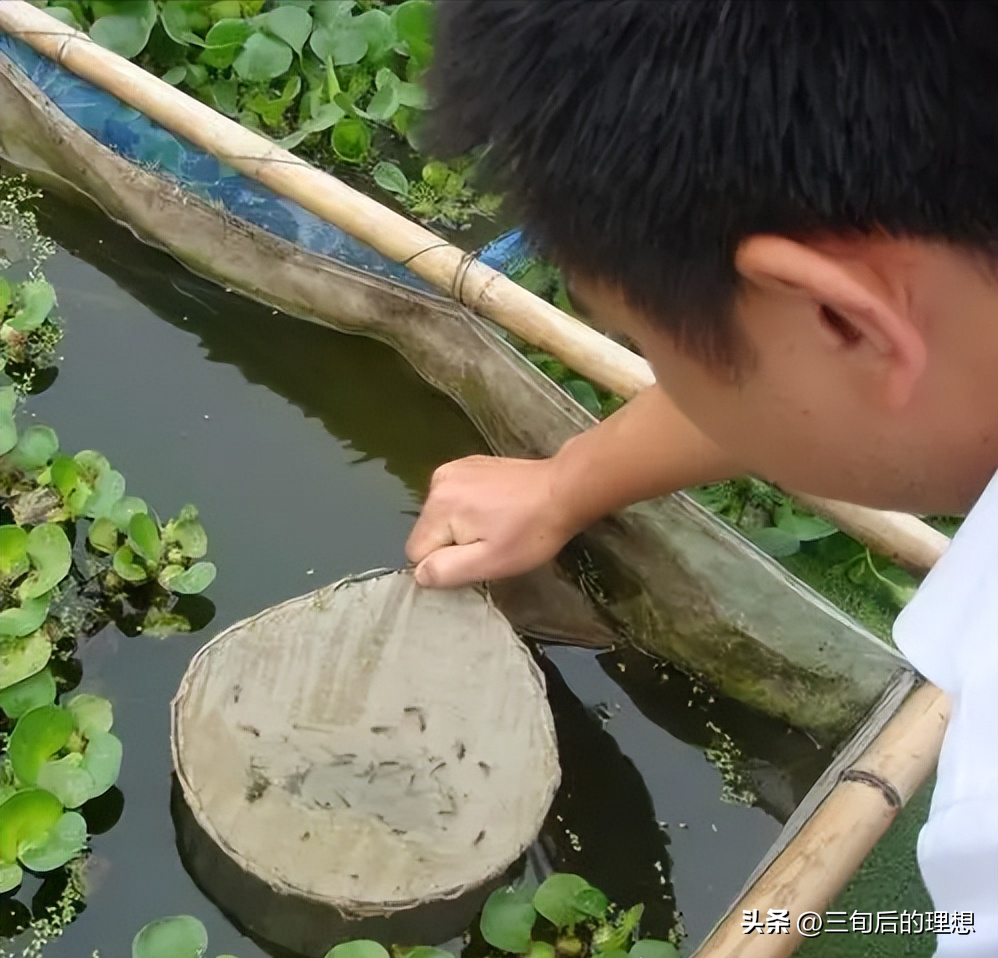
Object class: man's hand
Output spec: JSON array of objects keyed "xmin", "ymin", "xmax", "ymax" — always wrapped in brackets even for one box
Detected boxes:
[
  {"xmin": 406, "ymin": 386, "xmax": 743, "ymax": 589},
  {"xmin": 405, "ymin": 455, "xmax": 579, "ymax": 588}
]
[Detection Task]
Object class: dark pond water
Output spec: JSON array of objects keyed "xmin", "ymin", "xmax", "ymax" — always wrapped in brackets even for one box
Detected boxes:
[{"xmin": 1, "ymin": 189, "xmax": 827, "ymax": 957}]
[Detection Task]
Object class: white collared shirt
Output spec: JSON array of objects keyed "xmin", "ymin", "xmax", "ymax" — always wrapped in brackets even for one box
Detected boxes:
[{"xmin": 893, "ymin": 470, "xmax": 998, "ymax": 956}]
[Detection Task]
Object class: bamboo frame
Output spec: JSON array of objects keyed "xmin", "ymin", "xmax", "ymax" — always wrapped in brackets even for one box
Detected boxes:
[
  {"xmin": 693, "ymin": 682, "xmax": 948, "ymax": 958},
  {"xmin": 0, "ymin": 1, "xmax": 950, "ymax": 574}
]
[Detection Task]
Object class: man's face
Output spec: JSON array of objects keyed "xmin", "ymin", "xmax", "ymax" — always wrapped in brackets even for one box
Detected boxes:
[{"xmin": 567, "ymin": 243, "xmax": 995, "ymax": 514}]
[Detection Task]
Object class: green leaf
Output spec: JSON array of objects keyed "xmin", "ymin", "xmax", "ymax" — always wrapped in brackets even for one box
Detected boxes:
[
  {"xmin": 7, "ymin": 279, "xmax": 56, "ymax": 332},
  {"xmin": 0, "ymin": 276, "xmax": 11, "ymax": 316},
  {"xmin": 19, "ymin": 523, "xmax": 72, "ymax": 600},
  {"xmin": 258, "ymin": 5, "xmax": 312, "ymax": 54},
  {"xmin": 0, "ymin": 861, "xmax": 22, "ymax": 894},
  {"xmin": 312, "ymin": 0, "xmax": 356, "ymax": 28},
  {"xmin": 8, "ymin": 704, "xmax": 75, "ymax": 784},
  {"xmin": 208, "ymin": 76, "xmax": 240, "ymax": 115},
  {"xmin": 331, "ymin": 117, "xmax": 371, "ymax": 163},
  {"xmin": 534, "ymin": 873, "xmax": 606, "ymax": 927},
  {"xmin": 393, "ymin": 0, "xmax": 433, "ymax": 69},
  {"xmin": 0, "ymin": 525, "xmax": 29, "ymax": 579},
  {"xmin": 0, "ymin": 788, "xmax": 63, "ymax": 865},
  {"xmin": 132, "ymin": 915, "xmax": 209, "ymax": 958},
  {"xmin": 83, "ymin": 469, "xmax": 125, "ymax": 519},
  {"xmin": 113, "ymin": 545, "xmax": 149, "ymax": 583},
  {"xmin": 403, "ymin": 950, "xmax": 452, "ymax": 958},
  {"xmin": 183, "ymin": 62, "xmax": 209, "ymax": 88},
  {"xmin": 310, "ymin": 22, "xmax": 366, "ymax": 66},
  {"xmin": 49, "ymin": 455, "xmax": 80, "ymax": 496},
  {"xmin": 367, "ymin": 79, "xmax": 400, "ymax": 120},
  {"xmin": 159, "ymin": 2, "xmax": 206, "ymax": 47},
  {"xmin": 245, "ymin": 74, "xmax": 302, "ymax": 127},
  {"xmin": 36, "ymin": 753, "xmax": 92, "ymax": 809},
  {"xmin": 199, "ymin": 18, "xmax": 252, "ymax": 69},
  {"xmin": 0, "ymin": 595, "xmax": 51, "ymax": 638},
  {"xmin": 175, "ymin": 503, "xmax": 199, "ymax": 523},
  {"xmin": 480, "ymin": 883, "xmax": 537, "ymax": 953},
  {"xmin": 162, "ymin": 561, "xmax": 216, "ymax": 595},
  {"xmin": 162, "ymin": 64, "xmax": 188, "ymax": 86},
  {"xmin": 108, "ymin": 495, "xmax": 149, "ymax": 532},
  {"xmin": 88, "ymin": 516, "xmax": 120, "ymax": 555},
  {"xmin": 18, "ymin": 811, "xmax": 87, "ymax": 872},
  {"xmin": 354, "ymin": 9, "xmax": 395, "ymax": 62},
  {"xmin": 41, "ymin": 4, "xmax": 82, "ymax": 28},
  {"xmin": 745, "ymin": 526, "xmax": 801, "ymax": 558},
  {"xmin": 277, "ymin": 101, "xmax": 346, "ymax": 148},
  {"xmin": 864, "ymin": 552, "xmax": 918, "ymax": 609},
  {"xmin": 89, "ymin": 0, "xmax": 157, "ymax": 58},
  {"xmin": 36, "ymin": 729, "xmax": 122, "ymax": 808},
  {"xmin": 5, "ymin": 424, "xmax": 59, "ymax": 472},
  {"xmin": 233, "ymin": 31, "xmax": 294, "ymax": 81},
  {"xmin": 593, "ymin": 904, "xmax": 645, "ymax": 953},
  {"xmin": 0, "ymin": 667, "xmax": 56, "ymax": 719},
  {"xmin": 323, "ymin": 942, "xmax": 390, "ymax": 958},
  {"xmin": 563, "ymin": 379, "xmax": 603, "ymax": 418},
  {"xmin": 67, "ymin": 694, "xmax": 113, "ymax": 737},
  {"xmin": 629, "ymin": 941, "xmax": 680, "ymax": 958},
  {"xmin": 576, "ymin": 885, "xmax": 610, "ymax": 918},
  {"xmin": 0, "ymin": 629, "xmax": 52, "ymax": 690},
  {"xmin": 203, "ymin": 17, "xmax": 252, "ymax": 48},
  {"xmin": 0, "ymin": 385, "xmax": 17, "ymax": 456},
  {"xmin": 774, "ymin": 502, "xmax": 837, "ymax": 541},
  {"xmin": 372, "ymin": 161, "xmax": 409, "ymax": 196},
  {"xmin": 172, "ymin": 518, "xmax": 208, "ymax": 558},
  {"xmin": 79, "ymin": 731, "xmax": 123, "ymax": 799},
  {"xmin": 397, "ymin": 80, "xmax": 427, "ymax": 109},
  {"xmin": 128, "ymin": 512, "xmax": 162, "ymax": 564},
  {"xmin": 73, "ymin": 449, "xmax": 110, "ymax": 485},
  {"xmin": 325, "ymin": 56, "xmax": 342, "ymax": 98}
]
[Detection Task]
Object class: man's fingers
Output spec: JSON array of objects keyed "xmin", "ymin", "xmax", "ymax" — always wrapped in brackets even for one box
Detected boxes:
[
  {"xmin": 405, "ymin": 510, "xmax": 455, "ymax": 564},
  {"xmin": 414, "ymin": 540, "xmax": 492, "ymax": 589}
]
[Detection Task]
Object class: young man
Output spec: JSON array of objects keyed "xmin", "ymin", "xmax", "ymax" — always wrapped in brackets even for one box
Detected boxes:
[{"xmin": 405, "ymin": 2, "xmax": 996, "ymax": 955}]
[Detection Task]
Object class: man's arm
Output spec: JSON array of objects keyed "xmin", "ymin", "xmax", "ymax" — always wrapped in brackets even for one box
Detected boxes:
[{"xmin": 405, "ymin": 385, "xmax": 742, "ymax": 587}]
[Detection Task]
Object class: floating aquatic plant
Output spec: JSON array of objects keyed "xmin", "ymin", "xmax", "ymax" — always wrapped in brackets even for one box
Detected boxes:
[{"xmin": 130, "ymin": 873, "xmax": 678, "ymax": 958}]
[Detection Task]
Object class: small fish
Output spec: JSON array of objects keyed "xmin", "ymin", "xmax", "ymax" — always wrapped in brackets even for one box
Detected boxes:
[
  {"xmin": 473, "ymin": 830, "xmax": 486, "ymax": 846},
  {"xmin": 403, "ymin": 706, "xmax": 427, "ymax": 732},
  {"xmin": 238, "ymin": 723, "xmax": 260, "ymax": 738},
  {"xmin": 478, "ymin": 761, "xmax": 491, "ymax": 777},
  {"xmin": 455, "ymin": 742, "xmax": 467, "ymax": 760},
  {"xmin": 370, "ymin": 725, "xmax": 393, "ymax": 735}
]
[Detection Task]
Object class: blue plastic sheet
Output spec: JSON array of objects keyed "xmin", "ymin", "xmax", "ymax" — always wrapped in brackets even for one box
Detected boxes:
[{"xmin": 0, "ymin": 33, "xmax": 532, "ymax": 291}]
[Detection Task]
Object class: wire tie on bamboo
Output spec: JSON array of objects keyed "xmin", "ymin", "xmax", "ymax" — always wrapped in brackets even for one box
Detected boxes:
[{"xmin": 838, "ymin": 768, "xmax": 903, "ymax": 809}]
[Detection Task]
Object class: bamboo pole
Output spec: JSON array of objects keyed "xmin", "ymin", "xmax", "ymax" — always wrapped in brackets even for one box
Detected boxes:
[
  {"xmin": 693, "ymin": 682, "xmax": 948, "ymax": 958},
  {"xmin": 0, "ymin": 1, "xmax": 950, "ymax": 573}
]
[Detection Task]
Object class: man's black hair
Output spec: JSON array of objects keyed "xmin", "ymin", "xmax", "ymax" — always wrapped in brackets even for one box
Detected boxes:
[{"xmin": 425, "ymin": 0, "xmax": 998, "ymax": 369}]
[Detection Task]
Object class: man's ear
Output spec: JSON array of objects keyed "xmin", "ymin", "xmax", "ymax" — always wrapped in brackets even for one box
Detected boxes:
[{"xmin": 735, "ymin": 234, "xmax": 927, "ymax": 410}]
